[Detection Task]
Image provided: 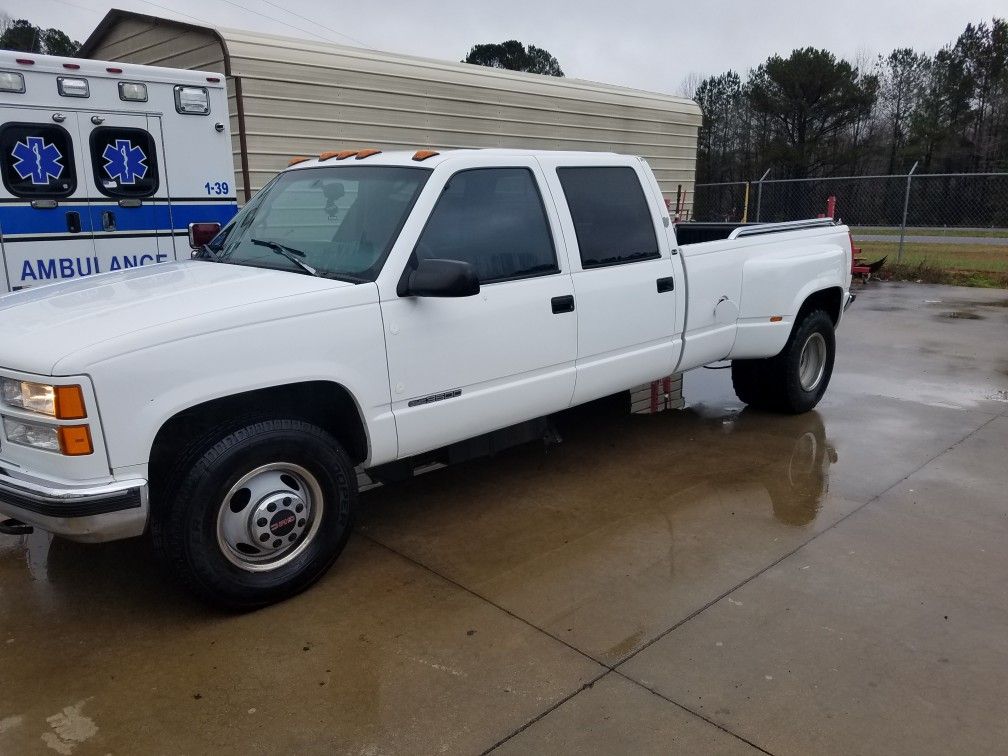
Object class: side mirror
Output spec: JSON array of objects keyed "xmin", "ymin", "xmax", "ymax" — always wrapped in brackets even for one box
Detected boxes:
[
  {"xmin": 188, "ymin": 222, "xmax": 221, "ymax": 249},
  {"xmin": 399, "ymin": 258, "xmax": 480, "ymax": 298}
]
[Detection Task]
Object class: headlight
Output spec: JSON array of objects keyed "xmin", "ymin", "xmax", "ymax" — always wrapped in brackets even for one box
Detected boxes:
[
  {"xmin": 2, "ymin": 417, "xmax": 93, "ymax": 456},
  {"xmin": 1, "ymin": 378, "xmax": 86, "ymax": 419},
  {"xmin": 3, "ymin": 416, "xmax": 60, "ymax": 452}
]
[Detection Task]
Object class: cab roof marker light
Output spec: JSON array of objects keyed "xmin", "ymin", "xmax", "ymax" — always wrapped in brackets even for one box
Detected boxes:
[
  {"xmin": 15, "ymin": 58, "xmax": 34, "ymax": 65},
  {"xmin": 57, "ymin": 76, "xmax": 90, "ymax": 98},
  {"xmin": 106, "ymin": 66, "xmax": 123, "ymax": 74},
  {"xmin": 319, "ymin": 150, "xmax": 357, "ymax": 161},
  {"xmin": 354, "ymin": 149, "xmax": 382, "ymax": 160},
  {"xmin": 0, "ymin": 71, "xmax": 25, "ymax": 93},
  {"xmin": 288, "ymin": 156, "xmax": 311, "ymax": 166},
  {"xmin": 62, "ymin": 62, "xmax": 80, "ymax": 70},
  {"xmin": 206, "ymin": 76, "xmax": 221, "ymax": 83},
  {"xmin": 412, "ymin": 150, "xmax": 439, "ymax": 161}
]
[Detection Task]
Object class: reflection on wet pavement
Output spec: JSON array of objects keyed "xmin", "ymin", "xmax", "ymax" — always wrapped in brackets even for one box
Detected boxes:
[
  {"xmin": 1, "ymin": 282, "xmax": 1007, "ymax": 754},
  {"xmin": 358, "ymin": 395, "xmax": 851, "ymax": 663}
]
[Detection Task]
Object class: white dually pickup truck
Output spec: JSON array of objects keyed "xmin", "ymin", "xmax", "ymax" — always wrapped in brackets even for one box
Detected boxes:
[{"xmin": 0, "ymin": 149, "xmax": 853, "ymax": 606}]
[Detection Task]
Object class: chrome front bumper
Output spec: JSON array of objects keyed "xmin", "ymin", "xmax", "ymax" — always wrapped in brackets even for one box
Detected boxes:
[{"xmin": 0, "ymin": 469, "xmax": 148, "ymax": 542}]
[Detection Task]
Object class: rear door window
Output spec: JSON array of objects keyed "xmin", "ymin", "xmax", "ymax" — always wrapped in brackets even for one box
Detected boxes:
[
  {"xmin": 89, "ymin": 126, "xmax": 159, "ymax": 198},
  {"xmin": 414, "ymin": 167, "xmax": 558, "ymax": 283},
  {"xmin": 557, "ymin": 166, "xmax": 659, "ymax": 268},
  {"xmin": 0, "ymin": 122, "xmax": 77, "ymax": 198}
]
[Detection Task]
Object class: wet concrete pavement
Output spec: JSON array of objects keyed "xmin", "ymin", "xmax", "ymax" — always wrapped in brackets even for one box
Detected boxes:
[{"xmin": 2, "ymin": 282, "xmax": 1007, "ymax": 754}]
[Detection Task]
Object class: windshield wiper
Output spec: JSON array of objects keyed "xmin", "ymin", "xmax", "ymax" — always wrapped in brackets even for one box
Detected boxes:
[
  {"xmin": 194, "ymin": 244, "xmax": 222, "ymax": 262},
  {"xmin": 251, "ymin": 238, "xmax": 318, "ymax": 276}
]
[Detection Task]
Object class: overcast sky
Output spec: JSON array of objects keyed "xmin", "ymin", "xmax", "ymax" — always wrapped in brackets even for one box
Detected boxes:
[{"xmin": 7, "ymin": 0, "xmax": 1006, "ymax": 95}]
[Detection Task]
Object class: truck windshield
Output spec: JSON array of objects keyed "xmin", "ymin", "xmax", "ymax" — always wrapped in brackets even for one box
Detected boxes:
[{"xmin": 205, "ymin": 166, "xmax": 430, "ymax": 282}]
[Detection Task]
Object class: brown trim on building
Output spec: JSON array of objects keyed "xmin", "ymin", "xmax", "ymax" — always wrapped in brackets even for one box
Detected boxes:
[{"xmin": 232, "ymin": 77, "xmax": 252, "ymax": 202}]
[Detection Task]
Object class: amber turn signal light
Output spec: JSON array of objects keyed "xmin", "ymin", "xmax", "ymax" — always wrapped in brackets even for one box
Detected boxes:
[
  {"xmin": 54, "ymin": 385, "xmax": 87, "ymax": 420},
  {"xmin": 58, "ymin": 425, "xmax": 93, "ymax": 456}
]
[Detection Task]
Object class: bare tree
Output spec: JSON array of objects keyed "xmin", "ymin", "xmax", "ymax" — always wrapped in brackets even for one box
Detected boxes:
[{"xmin": 676, "ymin": 71, "xmax": 704, "ymax": 99}]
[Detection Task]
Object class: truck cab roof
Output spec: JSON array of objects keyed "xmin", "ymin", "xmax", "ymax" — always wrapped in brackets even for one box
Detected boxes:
[{"xmin": 284, "ymin": 148, "xmax": 634, "ymax": 172}]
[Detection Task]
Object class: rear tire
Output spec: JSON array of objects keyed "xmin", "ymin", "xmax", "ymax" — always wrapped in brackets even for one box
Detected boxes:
[
  {"xmin": 151, "ymin": 418, "xmax": 356, "ymax": 609},
  {"xmin": 731, "ymin": 309, "xmax": 835, "ymax": 414}
]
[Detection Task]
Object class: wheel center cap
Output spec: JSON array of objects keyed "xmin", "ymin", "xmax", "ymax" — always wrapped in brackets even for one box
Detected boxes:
[{"xmin": 269, "ymin": 510, "xmax": 297, "ymax": 537}]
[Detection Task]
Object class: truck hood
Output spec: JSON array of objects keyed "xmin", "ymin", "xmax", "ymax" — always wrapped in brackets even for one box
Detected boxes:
[{"xmin": 0, "ymin": 262, "xmax": 351, "ymax": 375}]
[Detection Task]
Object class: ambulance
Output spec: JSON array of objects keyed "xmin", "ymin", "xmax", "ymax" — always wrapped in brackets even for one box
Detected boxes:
[{"xmin": 0, "ymin": 51, "xmax": 238, "ymax": 292}]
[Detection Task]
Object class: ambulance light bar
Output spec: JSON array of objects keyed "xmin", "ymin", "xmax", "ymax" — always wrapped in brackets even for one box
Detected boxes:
[
  {"xmin": 119, "ymin": 82, "xmax": 148, "ymax": 102},
  {"xmin": 57, "ymin": 76, "xmax": 89, "ymax": 98},
  {"xmin": 174, "ymin": 85, "xmax": 210, "ymax": 115},
  {"xmin": 0, "ymin": 71, "xmax": 25, "ymax": 93}
]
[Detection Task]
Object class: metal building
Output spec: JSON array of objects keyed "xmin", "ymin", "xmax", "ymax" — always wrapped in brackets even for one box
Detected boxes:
[{"xmin": 81, "ymin": 10, "xmax": 700, "ymax": 207}]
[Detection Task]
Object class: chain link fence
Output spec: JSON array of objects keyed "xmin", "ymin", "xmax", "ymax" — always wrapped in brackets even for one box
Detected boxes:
[{"xmin": 691, "ymin": 171, "xmax": 1008, "ymax": 272}]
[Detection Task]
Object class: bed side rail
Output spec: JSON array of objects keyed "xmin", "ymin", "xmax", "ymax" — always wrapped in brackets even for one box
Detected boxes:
[{"xmin": 727, "ymin": 218, "xmax": 837, "ymax": 240}]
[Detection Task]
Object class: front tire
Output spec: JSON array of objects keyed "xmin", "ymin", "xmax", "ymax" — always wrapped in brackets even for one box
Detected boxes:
[
  {"xmin": 151, "ymin": 418, "xmax": 356, "ymax": 609},
  {"xmin": 731, "ymin": 309, "xmax": 836, "ymax": 414}
]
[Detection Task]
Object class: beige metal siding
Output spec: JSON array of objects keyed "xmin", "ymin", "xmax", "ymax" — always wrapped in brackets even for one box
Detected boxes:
[
  {"xmin": 83, "ymin": 13, "xmax": 699, "ymax": 206},
  {"xmin": 86, "ymin": 18, "xmax": 225, "ymax": 72},
  {"xmin": 223, "ymin": 29, "xmax": 699, "ymax": 199}
]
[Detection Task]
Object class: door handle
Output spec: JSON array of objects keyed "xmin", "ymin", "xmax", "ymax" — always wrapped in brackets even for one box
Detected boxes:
[
  {"xmin": 102, "ymin": 210, "xmax": 116, "ymax": 232},
  {"xmin": 551, "ymin": 295, "xmax": 575, "ymax": 314},
  {"xmin": 66, "ymin": 211, "xmax": 81, "ymax": 233},
  {"xmin": 656, "ymin": 276, "xmax": 675, "ymax": 293}
]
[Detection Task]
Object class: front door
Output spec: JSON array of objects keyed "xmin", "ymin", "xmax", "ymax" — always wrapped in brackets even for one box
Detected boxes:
[
  {"xmin": 380, "ymin": 161, "xmax": 578, "ymax": 458},
  {"xmin": 82, "ymin": 112, "xmax": 168, "ymax": 274},
  {"xmin": 0, "ymin": 108, "xmax": 95, "ymax": 290}
]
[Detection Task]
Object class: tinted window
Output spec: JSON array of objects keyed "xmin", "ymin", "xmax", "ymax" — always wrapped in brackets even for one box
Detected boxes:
[
  {"xmin": 209, "ymin": 166, "xmax": 430, "ymax": 282},
  {"xmin": 90, "ymin": 127, "xmax": 159, "ymax": 198},
  {"xmin": 414, "ymin": 168, "xmax": 558, "ymax": 283},
  {"xmin": 557, "ymin": 166, "xmax": 659, "ymax": 268},
  {"xmin": 0, "ymin": 123, "xmax": 76, "ymax": 198}
]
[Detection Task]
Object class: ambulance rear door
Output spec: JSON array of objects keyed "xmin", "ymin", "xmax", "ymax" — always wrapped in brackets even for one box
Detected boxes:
[
  {"xmin": 0, "ymin": 108, "xmax": 96, "ymax": 291},
  {"xmin": 83, "ymin": 111, "xmax": 169, "ymax": 272}
]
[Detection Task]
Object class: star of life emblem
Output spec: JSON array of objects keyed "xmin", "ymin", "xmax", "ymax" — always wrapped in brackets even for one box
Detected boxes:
[
  {"xmin": 11, "ymin": 136, "xmax": 65, "ymax": 185},
  {"xmin": 102, "ymin": 139, "xmax": 148, "ymax": 184}
]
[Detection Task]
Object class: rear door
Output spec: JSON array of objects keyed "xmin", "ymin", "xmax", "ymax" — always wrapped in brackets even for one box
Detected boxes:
[
  {"xmin": 0, "ymin": 108, "xmax": 95, "ymax": 290},
  {"xmin": 82, "ymin": 112, "xmax": 169, "ymax": 272},
  {"xmin": 540, "ymin": 159, "xmax": 680, "ymax": 405}
]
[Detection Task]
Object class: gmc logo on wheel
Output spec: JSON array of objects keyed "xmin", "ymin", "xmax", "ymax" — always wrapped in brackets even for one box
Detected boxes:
[{"xmin": 271, "ymin": 515, "xmax": 295, "ymax": 532}]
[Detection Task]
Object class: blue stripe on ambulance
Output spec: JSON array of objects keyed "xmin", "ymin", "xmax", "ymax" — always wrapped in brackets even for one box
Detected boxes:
[{"xmin": 0, "ymin": 202, "xmax": 238, "ymax": 237}]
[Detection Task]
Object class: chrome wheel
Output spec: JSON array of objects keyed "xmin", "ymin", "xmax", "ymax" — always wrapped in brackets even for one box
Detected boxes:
[
  {"xmin": 798, "ymin": 332, "xmax": 827, "ymax": 392},
  {"xmin": 787, "ymin": 432, "xmax": 818, "ymax": 486},
  {"xmin": 216, "ymin": 463, "xmax": 323, "ymax": 572}
]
